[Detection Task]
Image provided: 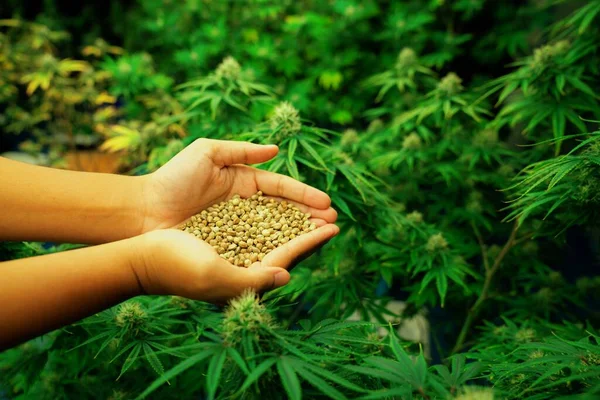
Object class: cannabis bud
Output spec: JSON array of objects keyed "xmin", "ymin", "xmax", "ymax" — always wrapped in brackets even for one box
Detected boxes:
[
  {"xmin": 533, "ymin": 287, "xmax": 553, "ymax": 306},
  {"xmin": 584, "ymin": 351, "xmax": 600, "ymax": 366},
  {"xmin": 115, "ymin": 302, "xmax": 146, "ymax": 329},
  {"xmin": 510, "ymin": 373, "xmax": 526, "ymax": 385},
  {"xmin": 530, "ymin": 40, "xmax": 570, "ymax": 69},
  {"xmin": 406, "ymin": 211, "xmax": 423, "ymax": 223},
  {"xmin": 337, "ymin": 150, "xmax": 354, "ymax": 166},
  {"xmin": 269, "ymin": 101, "xmax": 302, "ymax": 138},
  {"xmin": 341, "ymin": 128, "xmax": 359, "ymax": 147},
  {"xmin": 514, "ymin": 328, "xmax": 536, "ymax": 342},
  {"xmin": 454, "ymin": 386, "xmax": 495, "ymax": 400},
  {"xmin": 170, "ymin": 295, "xmax": 191, "ymax": 309},
  {"xmin": 396, "ymin": 47, "xmax": 418, "ymax": 69},
  {"xmin": 426, "ymin": 233, "xmax": 448, "ymax": 253},
  {"xmin": 215, "ymin": 56, "xmax": 242, "ymax": 80},
  {"xmin": 466, "ymin": 192, "xmax": 483, "ymax": 213},
  {"xmin": 473, "ymin": 129, "xmax": 498, "ymax": 147},
  {"xmin": 438, "ymin": 72, "xmax": 463, "ymax": 95},
  {"xmin": 493, "ymin": 325, "xmax": 508, "ymax": 336},
  {"xmin": 497, "ymin": 164, "xmax": 515, "ymax": 178},
  {"xmin": 222, "ymin": 289, "xmax": 275, "ymax": 346},
  {"xmin": 402, "ymin": 132, "xmax": 422, "ymax": 150},
  {"xmin": 367, "ymin": 118, "xmax": 384, "ymax": 133},
  {"xmin": 107, "ymin": 390, "xmax": 128, "ymax": 400},
  {"xmin": 529, "ymin": 350, "xmax": 544, "ymax": 360},
  {"xmin": 522, "ymin": 240, "xmax": 538, "ymax": 256}
]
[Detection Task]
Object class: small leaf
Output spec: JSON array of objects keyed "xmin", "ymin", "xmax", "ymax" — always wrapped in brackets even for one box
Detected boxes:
[
  {"xmin": 299, "ymin": 139, "xmax": 329, "ymax": 171},
  {"xmin": 118, "ymin": 343, "xmax": 142, "ymax": 380},
  {"xmin": 288, "ymin": 137, "xmax": 298, "ymax": 163},
  {"xmin": 286, "ymin": 158, "xmax": 300, "ymax": 180},
  {"xmin": 136, "ymin": 347, "xmax": 217, "ymax": 399},
  {"xmin": 238, "ymin": 358, "xmax": 277, "ymax": 393},
  {"xmin": 277, "ymin": 357, "xmax": 302, "ymax": 400},
  {"xmin": 206, "ymin": 347, "xmax": 227, "ymax": 400},
  {"xmin": 143, "ymin": 343, "xmax": 166, "ymax": 378},
  {"xmin": 295, "ymin": 366, "xmax": 346, "ymax": 400}
]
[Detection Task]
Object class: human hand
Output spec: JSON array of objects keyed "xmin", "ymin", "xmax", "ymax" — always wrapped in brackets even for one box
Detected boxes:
[
  {"xmin": 140, "ymin": 138, "xmax": 338, "ymax": 233},
  {"xmin": 132, "ymin": 226, "xmax": 339, "ymax": 304}
]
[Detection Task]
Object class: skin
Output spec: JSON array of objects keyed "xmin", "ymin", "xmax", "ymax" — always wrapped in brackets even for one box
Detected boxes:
[{"xmin": 0, "ymin": 139, "xmax": 339, "ymax": 350}]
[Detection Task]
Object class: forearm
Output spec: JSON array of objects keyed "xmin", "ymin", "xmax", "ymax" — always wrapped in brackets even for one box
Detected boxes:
[
  {"xmin": 0, "ymin": 237, "xmax": 143, "ymax": 350},
  {"xmin": 0, "ymin": 157, "xmax": 147, "ymax": 244}
]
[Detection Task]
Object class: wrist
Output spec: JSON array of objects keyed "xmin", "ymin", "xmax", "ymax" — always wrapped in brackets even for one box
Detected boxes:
[
  {"xmin": 137, "ymin": 174, "xmax": 159, "ymax": 235},
  {"xmin": 123, "ymin": 233, "xmax": 154, "ymax": 297}
]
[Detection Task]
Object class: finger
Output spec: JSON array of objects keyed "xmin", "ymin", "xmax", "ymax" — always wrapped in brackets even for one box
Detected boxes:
[
  {"xmin": 264, "ymin": 195, "xmax": 338, "ymax": 223},
  {"xmin": 229, "ymin": 265, "xmax": 291, "ymax": 294},
  {"xmin": 310, "ymin": 218, "xmax": 328, "ymax": 227},
  {"xmin": 200, "ymin": 139, "xmax": 279, "ymax": 166},
  {"xmin": 251, "ymin": 168, "xmax": 331, "ymax": 209},
  {"xmin": 262, "ymin": 224, "xmax": 340, "ymax": 269}
]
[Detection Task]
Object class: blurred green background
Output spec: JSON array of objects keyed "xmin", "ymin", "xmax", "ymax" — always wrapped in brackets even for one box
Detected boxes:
[{"xmin": 3, "ymin": 1, "xmax": 600, "ymax": 399}]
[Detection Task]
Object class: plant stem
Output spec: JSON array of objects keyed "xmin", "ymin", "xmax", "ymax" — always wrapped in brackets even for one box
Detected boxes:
[
  {"xmin": 450, "ymin": 221, "xmax": 519, "ymax": 355},
  {"xmin": 471, "ymin": 222, "xmax": 490, "ymax": 271}
]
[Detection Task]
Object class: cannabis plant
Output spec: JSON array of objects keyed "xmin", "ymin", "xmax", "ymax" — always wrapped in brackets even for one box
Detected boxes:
[{"xmin": 2, "ymin": 1, "xmax": 600, "ymax": 399}]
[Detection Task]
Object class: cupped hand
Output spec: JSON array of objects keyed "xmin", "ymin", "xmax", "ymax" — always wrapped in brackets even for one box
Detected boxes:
[
  {"xmin": 132, "ymin": 226, "xmax": 339, "ymax": 304},
  {"xmin": 140, "ymin": 138, "xmax": 338, "ymax": 233}
]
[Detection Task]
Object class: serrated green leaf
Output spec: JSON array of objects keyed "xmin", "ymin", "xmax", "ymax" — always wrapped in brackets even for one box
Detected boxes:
[
  {"xmin": 206, "ymin": 347, "xmax": 227, "ymax": 400},
  {"xmin": 277, "ymin": 357, "xmax": 302, "ymax": 400}
]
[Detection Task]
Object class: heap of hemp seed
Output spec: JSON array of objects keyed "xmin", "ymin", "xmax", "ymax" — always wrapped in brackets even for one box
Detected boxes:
[{"xmin": 179, "ymin": 191, "xmax": 316, "ymax": 267}]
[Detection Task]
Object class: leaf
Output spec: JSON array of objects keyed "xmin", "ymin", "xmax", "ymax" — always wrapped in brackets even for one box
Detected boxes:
[
  {"xmin": 286, "ymin": 158, "xmax": 300, "ymax": 180},
  {"xmin": 295, "ymin": 365, "xmax": 346, "ymax": 400},
  {"xmin": 143, "ymin": 343, "xmax": 166, "ymax": 378},
  {"xmin": 435, "ymin": 273, "xmax": 448, "ymax": 307},
  {"xmin": 238, "ymin": 358, "xmax": 277, "ymax": 393},
  {"xmin": 118, "ymin": 343, "xmax": 142, "ymax": 380},
  {"xmin": 299, "ymin": 139, "xmax": 329, "ymax": 171},
  {"xmin": 297, "ymin": 361, "xmax": 366, "ymax": 393},
  {"xmin": 67, "ymin": 330, "xmax": 115, "ymax": 353},
  {"xmin": 277, "ymin": 357, "xmax": 302, "ymax": 400},
  {"xmin": 414, "ymin": 347, "xmax": 428, "ymax": 388},
  {"xmin": 566, "ymin": 75, "xmax": 596, "ymax": 97},
  {"xmin": 227, "ymin": 347, "xmax": 249, "ymax": 375},
  {"xmin": 210, "ymin": 96, "xmax": 222, "ymax": 119},
  {"xmin": 136, "ymin": 347, "xmax": 217, "ymax": 399},
  {"xmin": 345, "ymin": 365, "xmax": 406, "ymax": 384},
  {"xmin": 357, "ymin": 387, "xmax": 413, "ymax": 399},
  {"xmin": 206, "ymin": 347, "xmax": 227, "ymax": 400},
  {"xmin": 288, "ymin": 137, "xmax": 298, "ymax": 163}
]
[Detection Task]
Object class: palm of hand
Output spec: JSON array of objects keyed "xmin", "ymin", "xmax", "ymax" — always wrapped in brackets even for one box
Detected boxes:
[
  {"xmin": 142, "ymin": 223, "xmax": 338, "ymax": 303},
  {"xmin": 142, "ymin": 138, "xmax": 337, "ymax": 231},
  {"xmin": 136, "ymin": 139, "xmax": 339, "ymax": 300}
]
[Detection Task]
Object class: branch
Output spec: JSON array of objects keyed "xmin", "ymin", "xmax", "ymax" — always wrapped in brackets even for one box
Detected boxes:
[
  {"xmin": 471, "ymin": 222, "xmax": 490, "ymax": 272},
  {"xmin": 451, "ymin": 221, "xmax": 519, "ymax": 355}
]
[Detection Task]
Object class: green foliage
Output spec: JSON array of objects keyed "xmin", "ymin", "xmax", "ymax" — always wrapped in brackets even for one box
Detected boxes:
[{"xmin": 3, "ymin": 1, "xmax": 600, "ymax": 399}]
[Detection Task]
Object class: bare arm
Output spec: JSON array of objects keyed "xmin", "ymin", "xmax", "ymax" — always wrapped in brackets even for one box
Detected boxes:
[
  {"xmin": 0, "ymin": 237, "xmax": 142, "ymax": 350},
  {"xmin": 0, "ymin": 140, "xmax": 338, "ymax": 350},
  {"xmin": 0, "ymin": 226, "xmax": 340, "ymax": 351},
  {"xmin": 0, "ymin": 157, "xmax": 147, "ymax": 244}
]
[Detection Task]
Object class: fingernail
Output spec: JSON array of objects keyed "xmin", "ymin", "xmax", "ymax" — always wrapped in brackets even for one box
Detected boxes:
[{"xmin": 273, "ymin": 271, "xmax": 290, "ymax": 288}]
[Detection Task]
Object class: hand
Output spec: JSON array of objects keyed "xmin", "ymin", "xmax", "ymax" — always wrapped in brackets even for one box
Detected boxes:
[
  {"xmin": 132, "ymin": 226, "xmax": 339, "ymax": 304},
  {"xmin": 140, "ymin": 138, "xmax": 338, "ymax": 233}
]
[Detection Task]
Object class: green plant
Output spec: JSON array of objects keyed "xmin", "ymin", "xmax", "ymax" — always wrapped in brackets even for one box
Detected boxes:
[{"xmin": 3, "ymin": 1, "xmax": 600, "ymax": 399}]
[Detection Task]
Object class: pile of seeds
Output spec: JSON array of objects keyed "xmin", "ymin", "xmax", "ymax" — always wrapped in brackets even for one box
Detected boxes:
[{"xmin": 179, "ymin": 191, "xmax": 316, "ymax": 267}]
